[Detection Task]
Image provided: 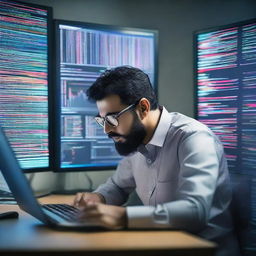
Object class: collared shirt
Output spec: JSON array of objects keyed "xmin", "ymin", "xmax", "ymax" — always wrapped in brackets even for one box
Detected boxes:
[{"xmin": 95, "ymin": 107, "xmax": 240, "ymax": 256}]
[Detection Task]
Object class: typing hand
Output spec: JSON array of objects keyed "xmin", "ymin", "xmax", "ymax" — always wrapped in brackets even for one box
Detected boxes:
[
  {"xmin": 78, "ymin": 202, "xmax": 127, "ymax": 230},
  {"xmin": 73, "ymin": 192, "xmax": 105, "ymax": 208}
]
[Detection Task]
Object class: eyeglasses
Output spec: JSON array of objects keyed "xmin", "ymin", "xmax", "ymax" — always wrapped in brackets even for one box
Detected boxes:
[{"xmin": 95, "ymin": 103, "xmax": 136, "ymax": 127}]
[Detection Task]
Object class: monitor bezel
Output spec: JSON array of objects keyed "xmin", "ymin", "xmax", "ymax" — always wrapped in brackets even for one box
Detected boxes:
[
  {"xmin": 0, "ymin": 0, "xmax": 54, "ymax": 173},
  {"xmin": 53, "ymin": 19, "xmax": 159, "ymax": 172}
]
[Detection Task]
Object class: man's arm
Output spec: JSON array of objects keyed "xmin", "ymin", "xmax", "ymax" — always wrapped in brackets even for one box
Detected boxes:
[
  {"xmin": 78, "ymin": 131, "xmax": 222, "ymax": 231},
  {"xmin": 127, "ymin": 130, "xmax": 221, "ymax": 232},
  {"xmin": 93, "ymin": 157, "xmax": 136, "ymax": 206},
  {"xmin": 74, "ymin": 157, "xmax": 136, "ymax": 207},
  {"xmin": 78, "ymin": 203, "xmax": 127, "ymax": 230},
  {"xmin": 73, "ymin": 192, "xmax": 106, "ymax": 207},
  {"xmin": 77, "ymin": 130, "xmax": 225, "ymax": 232}
]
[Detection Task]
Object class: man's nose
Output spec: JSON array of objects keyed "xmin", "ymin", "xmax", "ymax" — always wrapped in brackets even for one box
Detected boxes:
[{"xmin": 103, "ymin": 121, "xmax": 113, "ymax": 134}]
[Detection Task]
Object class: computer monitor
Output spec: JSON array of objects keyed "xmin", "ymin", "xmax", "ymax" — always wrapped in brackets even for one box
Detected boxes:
[
  {"xmin": 0, "ymin": 0, "xmax": 53, "ymax": 172},
  {"xmin": 54, "ymin": 20, "xmax": 158, "ymax": 171},
  {"xmin": 194, "ymin": 19, "xmax": 256, "ymax": 176}
]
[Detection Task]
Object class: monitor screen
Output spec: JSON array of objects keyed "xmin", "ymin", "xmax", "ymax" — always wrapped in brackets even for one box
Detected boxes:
[
  {"xmin": 55, "ymin": 20, "xmax": 158, "ymax": 171},
  {"xmin": 194, "ymin": 19, "xmax": 256, "ymax": 176},
  {"xmin": 0, "ymin": 0, "xmax": 52, "ymax": 172}
]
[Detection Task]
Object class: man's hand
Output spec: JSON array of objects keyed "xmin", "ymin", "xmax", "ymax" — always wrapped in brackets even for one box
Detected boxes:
[
  {"xmin": 78, "ymin": 202, "xmax": 127, "ymax": 230},
  {"xmin": 73, "ymin": 192, "xmax": 105, "ymax": 208}
]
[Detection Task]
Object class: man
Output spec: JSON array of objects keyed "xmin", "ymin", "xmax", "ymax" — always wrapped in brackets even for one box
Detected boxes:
[{"xmin": 74, "ymin": 66, "xmax": 240, "ymax": 256}]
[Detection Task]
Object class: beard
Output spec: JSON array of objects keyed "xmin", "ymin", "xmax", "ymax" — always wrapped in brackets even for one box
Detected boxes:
[{"xmin": 108, "ymin": 113, "xmax": 146, "ymax": 156}]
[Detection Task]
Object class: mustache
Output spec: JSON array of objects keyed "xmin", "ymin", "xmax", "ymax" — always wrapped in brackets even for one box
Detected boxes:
[{"xmin": 107, "ymin": 132, "xmax": 125, "ymax": 139}]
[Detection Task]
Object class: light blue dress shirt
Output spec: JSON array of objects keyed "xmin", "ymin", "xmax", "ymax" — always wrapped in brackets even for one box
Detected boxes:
[{"xmin": 95, "ymin": 107, "xmax": 240, "ymax": 256}]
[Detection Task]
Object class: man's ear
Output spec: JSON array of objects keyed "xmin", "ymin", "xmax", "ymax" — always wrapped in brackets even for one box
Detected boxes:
[{"xmin": 138, "ymin": 98, "xmax": 150, "ymax": 119}]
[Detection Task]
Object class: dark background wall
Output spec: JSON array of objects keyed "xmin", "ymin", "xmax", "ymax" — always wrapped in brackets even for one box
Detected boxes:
[{"xmin": 21, "ymin": 0, "xmax": 256, "ymax": 117}]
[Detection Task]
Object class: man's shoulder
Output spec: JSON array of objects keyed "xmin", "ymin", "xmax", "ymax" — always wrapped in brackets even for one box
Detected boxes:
[
  {"xmin": 168, "ymin": 112, "xmax": 209, "ymax": 133},
  {"xmin": 165, "ymin": 112, "xmax": 222, "ymax": 150}
]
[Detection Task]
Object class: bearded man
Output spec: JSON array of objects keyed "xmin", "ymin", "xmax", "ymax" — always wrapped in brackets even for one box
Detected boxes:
[{"xmin": 73, "ymin": 66, "xmax": 240, "ymax": 256}]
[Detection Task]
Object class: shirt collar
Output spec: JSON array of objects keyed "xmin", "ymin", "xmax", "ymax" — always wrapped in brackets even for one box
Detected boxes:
[
  {"xmin": 137, "ymin": 106, "xmax": 172, "ymax": 157},
  {"xmin": 147, "ymin": 106, "xmax": 172, "ymax": 147}
]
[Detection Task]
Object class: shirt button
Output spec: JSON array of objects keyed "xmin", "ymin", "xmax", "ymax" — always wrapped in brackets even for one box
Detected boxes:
[{"xmin": 147, "ymin": 158, "xmax": 152, "ymax": 164}]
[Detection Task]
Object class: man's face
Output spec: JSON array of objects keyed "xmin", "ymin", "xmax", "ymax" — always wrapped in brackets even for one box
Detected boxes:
[{"xmin": 96, "ymin": 95, "xmax": 146, "ymax": 156}]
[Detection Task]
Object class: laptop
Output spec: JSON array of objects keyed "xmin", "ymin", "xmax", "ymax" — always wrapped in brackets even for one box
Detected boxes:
[{"xmin": 0, "ymin": 126, "xmax": 104, "ymax": 230}]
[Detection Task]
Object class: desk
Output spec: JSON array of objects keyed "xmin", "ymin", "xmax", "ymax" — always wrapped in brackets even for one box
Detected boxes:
[{"xmin": 0, "ymin": 195, "xmax": 216, "ymax": 256}]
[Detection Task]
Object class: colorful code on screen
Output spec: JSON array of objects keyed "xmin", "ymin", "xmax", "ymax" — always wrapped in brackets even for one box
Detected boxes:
[{"xmin": 0, "ymin": 0, "xmax": 50, "ymax": 169}]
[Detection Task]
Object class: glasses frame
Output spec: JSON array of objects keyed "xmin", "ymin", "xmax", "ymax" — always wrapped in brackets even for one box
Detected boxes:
[{"xmin": 95, "ymin": 103, "xmax": 137, "ymax": 128}]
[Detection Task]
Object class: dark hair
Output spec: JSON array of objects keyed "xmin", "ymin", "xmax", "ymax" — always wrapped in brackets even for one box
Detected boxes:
[{"xmin": 86, "ymin": 66, "xmax": 158, "ymax": 110}]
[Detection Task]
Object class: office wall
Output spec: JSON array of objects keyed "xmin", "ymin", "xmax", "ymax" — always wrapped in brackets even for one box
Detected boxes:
[{"xmin": 14, "ymin": 0, "xmax": 256, "ymax": 192}]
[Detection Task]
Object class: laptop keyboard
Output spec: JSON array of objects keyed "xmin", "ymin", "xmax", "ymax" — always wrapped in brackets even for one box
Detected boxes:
[
  {"xmin": 0, "ymin": 189, "xmax": 14, "ymax": 199},
  {"xmin": 42, "ymin": 204, "xmax": 80, "ymax": 222}
]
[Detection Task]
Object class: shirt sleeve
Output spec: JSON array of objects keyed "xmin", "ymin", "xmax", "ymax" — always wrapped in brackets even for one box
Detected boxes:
[
  {"xmin": 94, "ymin": 157, "xmax": 136, "ymax": 205},
  {"xmin": 127, "ymin": 204, "xmax": 170, "ymax": 228},
  {"xmin": 127, "ymin": 130, "xmax": 220, "ymax": 232}
]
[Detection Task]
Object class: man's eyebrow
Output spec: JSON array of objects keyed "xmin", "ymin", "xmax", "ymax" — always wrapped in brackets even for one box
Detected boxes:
[
  {"xmin": 96, "ymin": 111, "xmax": 119, "ymax": 117},
  {"xmin": 106, "ymin": 111, "xmax": 119, "ymax": 116}
]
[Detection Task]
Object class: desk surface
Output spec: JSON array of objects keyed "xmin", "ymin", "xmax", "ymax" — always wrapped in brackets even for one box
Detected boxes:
[{"xmin": 0, "ymin": 195, "xmax": 216, "ymax": 256}]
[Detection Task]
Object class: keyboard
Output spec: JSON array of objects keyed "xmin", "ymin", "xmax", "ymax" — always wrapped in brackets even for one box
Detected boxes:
[
  {"xmin": 42, "ymin": 204, "xmax": 80, "ymax": 222},
  {"xmin": 0, "ymin": 189, "xmax": 14, "ymax": 200}
]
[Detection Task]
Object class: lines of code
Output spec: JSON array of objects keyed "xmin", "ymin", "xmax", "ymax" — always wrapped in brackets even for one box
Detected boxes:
[
  {"xmin": 58, "ymin": 23, "xmax": 156, "ymax": 168},
  {"xmin": 0, "ymin": 0, "xmax": 49, "ymax": 169},
  {"xmin": 196, "ymin": 22, "xmax": 256, "ymax": 175}
]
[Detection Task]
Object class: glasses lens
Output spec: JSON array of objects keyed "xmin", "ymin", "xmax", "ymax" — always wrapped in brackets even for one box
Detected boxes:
[
  {"xmin": 95, "ymin": 116, "xmax": 105, "ymax": 127},
  {"xmin": 106, "ymin": 115, "xmax": 118, "ymax": 127}
]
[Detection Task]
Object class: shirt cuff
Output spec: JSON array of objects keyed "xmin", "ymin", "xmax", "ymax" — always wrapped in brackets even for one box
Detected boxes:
[{"xmin": 126, "ymin": 204, "xmax": 170, "ymax": 229}]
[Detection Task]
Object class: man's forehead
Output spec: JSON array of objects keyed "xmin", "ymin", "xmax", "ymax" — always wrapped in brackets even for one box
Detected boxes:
[{"xmin": 96, "ymin": 95, "xmax": 124, "ymax": 116}]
